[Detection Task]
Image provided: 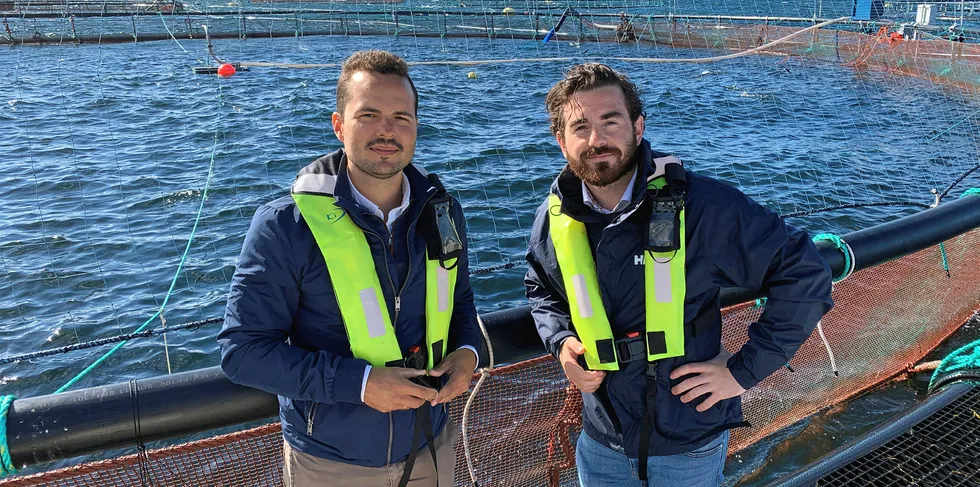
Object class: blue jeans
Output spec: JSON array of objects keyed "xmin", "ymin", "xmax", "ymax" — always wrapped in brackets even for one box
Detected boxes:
[{"xmin": 575, "ymin": 430, "xmax": 729, "ymax": 487}]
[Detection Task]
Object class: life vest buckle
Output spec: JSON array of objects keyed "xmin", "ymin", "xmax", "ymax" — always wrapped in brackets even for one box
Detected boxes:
[
  {"xmin": 400, "ymin": 344, "xmax": 441, "ymax": 390},
  {"xmin": 615, "ymin": 332, "xmax": 647, "ymax": 364}
]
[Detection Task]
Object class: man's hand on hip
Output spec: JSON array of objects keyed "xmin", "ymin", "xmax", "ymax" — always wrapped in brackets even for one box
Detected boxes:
[
  {"xmin": 363, "ymin": 367, "xmax": 438, "ymax": 413},
  {"xmin": 560, "ymin": 337, "xmax": 606, "ymax": 393},
  {"xmin": 669, "ymin": 349, "xmax": 745, "ymax": 412},
  {"xmin": 428, "ymin": 349, "xmax": 478, "ymax": 406}
]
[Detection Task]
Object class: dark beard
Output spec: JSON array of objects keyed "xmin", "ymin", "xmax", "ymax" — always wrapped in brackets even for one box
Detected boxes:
[{"xmin": 567, "ymin": 137, "xmax": 638, "ymax": 187}]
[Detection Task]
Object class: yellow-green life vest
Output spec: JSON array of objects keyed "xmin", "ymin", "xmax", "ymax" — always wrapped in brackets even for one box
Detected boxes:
[
  {"xmin": 291, "ymin": 172, "xmax": 457, "ymax": 369},
  {"xmin": 548, "ymin": 161, "xmax": 687, "ymax": 371}
]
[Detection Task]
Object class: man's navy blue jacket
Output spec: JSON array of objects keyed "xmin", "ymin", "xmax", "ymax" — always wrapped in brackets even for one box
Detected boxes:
[
  {"xmin": 218, "ymin": 149, "xmax": 482, "ymax": 466},
  {"xmin": 525, "ymin": 139, "xmax": 834, "ymax": 457}
]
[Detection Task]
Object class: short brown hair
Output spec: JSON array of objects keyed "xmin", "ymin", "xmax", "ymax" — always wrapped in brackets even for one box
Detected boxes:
[
  {"xmin": 545, "ymin": 63, "xmax": 643, "ymax": 136},
  {"xmin": 336, "ymin": 50, "xmax": 418, "ymax": 115}
]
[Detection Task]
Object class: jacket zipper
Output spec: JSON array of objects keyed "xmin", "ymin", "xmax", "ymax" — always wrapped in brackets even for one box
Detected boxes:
[
  {"xmin": 348, "ymin": 188, "xmax": 438, "ymax": 462},
  {"xmin": 386, "ymin": 413, "xmax": 394, "ymax": 464},
  {"xmin": 593, "ymin": 193, "xmax": 651, "ymax": 334},
  {"xmin": 362, "ymin": 225, "xmax": 404, "ymax": 327},
  {"xmin": 360, "ymin": 188, "xmax": 437, "ymax": 331},
  {"xmin": 594, "ymin": 193, "xmax": 646, "ymax": 254},
  {"xmin": 307, "ymin": 402, "xmax": 318, "ymax": 435}
]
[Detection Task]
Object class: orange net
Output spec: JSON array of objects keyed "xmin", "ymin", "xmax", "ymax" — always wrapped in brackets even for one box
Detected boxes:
[
  {"xmin": 726, "ymin": 227, "xmax": 980, "ymax": 451},
  {"xmin": 3, "ymin": 227, "xmax": 979, "ymax": 486},
  {"xmin": 615, "ymin": 21, "xmax": 980, "ymax": 92}
]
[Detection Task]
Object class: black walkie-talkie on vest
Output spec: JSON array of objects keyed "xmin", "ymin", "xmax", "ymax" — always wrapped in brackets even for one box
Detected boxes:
[
  {"xmin": 646, "ymin": 161, "xmax": 686, "ymax": 253},
  {"xmin": 421, "ymin": 173, "xmax": 464, "ymax": 269}
]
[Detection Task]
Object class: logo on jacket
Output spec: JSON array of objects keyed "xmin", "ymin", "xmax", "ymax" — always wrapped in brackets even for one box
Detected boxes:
[{"xmin": 325, "ymin": 209, "xmax": 347, "ymax": 223}]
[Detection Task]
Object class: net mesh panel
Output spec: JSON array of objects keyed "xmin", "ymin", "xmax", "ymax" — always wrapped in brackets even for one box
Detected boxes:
[
  {"xmin": 725, "ymin": 226, "xmax": 980, "ymax": 451},
  {"xmin": 3, "ymin": 227, "xmax": 979, "ymax": 487},
  {"xmin": 815, "ymin": 386, "xmax": 980, "ymax": 487}
]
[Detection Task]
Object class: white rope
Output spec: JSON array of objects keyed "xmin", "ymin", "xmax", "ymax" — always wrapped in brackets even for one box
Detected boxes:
[
  {"xmin": 235, "ymin": 16, "xmax": 849, "ymax": 69},
  {"xmin": 161, "ymin": 314, "xmax": 173, "ymax": 375},
  {"xmin": 818, "ymin": 239, "xmax": 850, "ymax": 375},
  {"xmin": 815, "ymin": 320, "xmax": 839, "ymax": 376},
  {"xmin": 462, "ymin": 313, "xmax": 494, "ymax": 486},
  {"xmin": 157, "ymin": 11, "xmax": 205, "ymax": 65}
]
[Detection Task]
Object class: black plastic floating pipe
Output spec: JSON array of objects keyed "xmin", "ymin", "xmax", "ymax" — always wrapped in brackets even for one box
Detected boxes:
[
  {"xmin": 6, "ymin": 367, "xmax": 278, "ymax": 467},
  {"xmin": 6, "ymin": 195, "xmax": 980, "ymax": 468},
  {"xmin": 3, "ymin": 306, "xmax": 536, "ymax": 468}
]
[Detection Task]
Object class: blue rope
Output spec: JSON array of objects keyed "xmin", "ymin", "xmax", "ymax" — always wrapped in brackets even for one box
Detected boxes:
[
  {"xmin": 0, "ymin": 395, "xmax": 16, "ymax": 477},
  {"xmin": 960, "ymin": 188, "xmax": 980, "ymax": 198},
  {"xmin": 54, "ymin": 135, "xmax": 220, "ymax": 394},
  {"xmin": 813, "ymin": 233, "xmax": 852, "ymax": 283}
]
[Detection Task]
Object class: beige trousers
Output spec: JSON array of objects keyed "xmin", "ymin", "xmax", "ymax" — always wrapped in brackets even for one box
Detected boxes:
[{"xmin": 282, "ymin": 418, "xmax": 459, "ymax": 487}]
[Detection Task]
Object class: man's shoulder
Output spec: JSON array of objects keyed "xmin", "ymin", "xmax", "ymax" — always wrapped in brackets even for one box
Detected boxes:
[
  {"xmin": 265, "ymin": 193, "xmax": 299, "ymax": 211},
  {"xmin": 685, "ymin": 171, "xmax": 781, "ymax": 233},
  {"xmin": 254, "ymin": 194, "xmax": 298, "ymax": 217},
  {"xmin": 525, "ymin": 197, "xmax": 558, "ymax": 252},
  {"xmin": 686, "ymin": 171, "xmax": 751, "ymax": 207},
  {"xmin": 687, "ymin": 170, "xmax": 734, "ymax": 193},
  {"xmin": 249, "ymin": 194, "xmax": 304, "ymax": 234},
  {"xmin": 528, "ymin": 195, "xmax": 556, "ymax": 224}
]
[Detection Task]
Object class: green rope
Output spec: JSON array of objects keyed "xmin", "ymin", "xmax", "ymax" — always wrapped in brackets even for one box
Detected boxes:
[
  {"xmin": 939, "ymin": 242, "xmax": 951, "ymax": 278},
  {"xmin": 752, "ymin": 297, "xmax": 767, "ymax": 309},
  {"xmin": 813, "ymin": 233, "xmax": 852, "ymax": 283},
  {"xmin": 928, "ymin": 108, "xmax": 980, "ymax": 141},
  {"xmin": 54, "ymin": 135, "xmax": 220, "ymax": 394},
  {"xmin": 929, "ymin": 338, "xmax": 980, "ymax": 390},
  {"xmin": 928, "ymin": 188, "xmax": 979, "ymax": 278},
  {"xmin": 0, "ymin": 395, "xmax": 16, "ymax": 477}
]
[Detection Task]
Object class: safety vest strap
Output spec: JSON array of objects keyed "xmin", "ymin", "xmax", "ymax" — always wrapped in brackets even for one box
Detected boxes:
[
  {"xmin": 547, "ymin": 194, "xmax": 619, "ymax": 371},
  {"xmin": 425, "ymin": 252, "xmax": 457, "ymax": 369},
  {"xmin": 643, "ymin": 175, "xmax": 686, "ymax": 362},
  {"xmin": 293, "ymin": 189, "xmax": 457, "ymax": 369},
  {"xmin": 292, "ymin": 193, "xmax": 402, "ymax": 367}
]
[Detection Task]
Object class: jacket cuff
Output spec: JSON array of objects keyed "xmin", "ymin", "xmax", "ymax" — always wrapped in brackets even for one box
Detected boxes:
[
  {"xmin": 360, "ymin": 365, "xmax": 372, "ymax": 403},
  {"xmin": 334, "ymin": 358, "xmax": 370, "ymax": 404},
  {"xmin": 550, "ymin": 331, "xmax": 578, "ymax": 357},
  {"xmin": 727, "ymin": 353, "xmax": 761, "ymax": 391}
]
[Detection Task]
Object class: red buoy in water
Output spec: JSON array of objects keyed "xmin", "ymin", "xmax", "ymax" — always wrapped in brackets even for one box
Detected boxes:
[{"xmin": 217, "ymin": 63, "xmax": 236, "ymax": 77}]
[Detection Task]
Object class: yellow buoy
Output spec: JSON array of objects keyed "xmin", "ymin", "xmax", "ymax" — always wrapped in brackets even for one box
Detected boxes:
[
  {"xmin": 502, "ymin": 7, "xmax": 515, "ymax": 14},
  {"xmin": 467, "ymin": 72, "xmax": 478, "ymax": 79}
]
